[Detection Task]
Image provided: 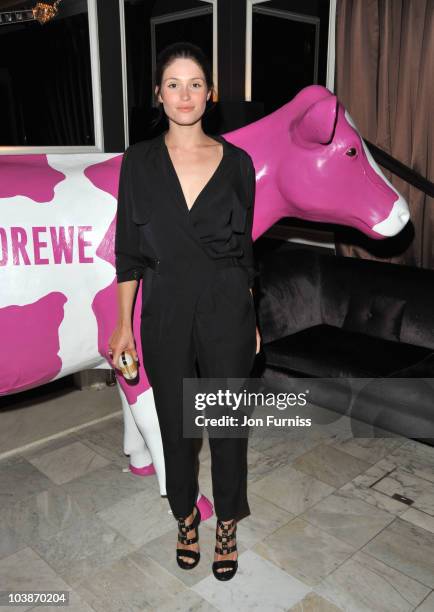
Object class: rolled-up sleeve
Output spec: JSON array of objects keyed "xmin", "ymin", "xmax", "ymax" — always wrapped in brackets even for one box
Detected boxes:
[
  {"xmin": 114, "ymin": 148, "xmax": 144, "ymax": 283},
  {"xmin": 239, "ymin": 153, "xmax": 258, "ymax": 288}
]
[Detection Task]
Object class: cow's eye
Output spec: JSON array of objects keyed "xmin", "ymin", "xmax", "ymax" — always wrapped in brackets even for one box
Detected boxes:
[{"xmin": 346, "ymin": 147, "xmax": 357, "ymax": 157}]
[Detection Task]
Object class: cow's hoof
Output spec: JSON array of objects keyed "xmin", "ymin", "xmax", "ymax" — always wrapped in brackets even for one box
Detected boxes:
[
  {"xmin": 129, "ymin": 462, "xmax": 156, "ymax": 476},
  {"xmin": 197, "ymin": 494, "xmax": 214, "ymax": 521}
]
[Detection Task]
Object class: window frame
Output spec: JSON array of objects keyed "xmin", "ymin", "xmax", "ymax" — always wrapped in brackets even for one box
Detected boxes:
[
  {"xmin": 245, "ymin": 1, "xmax": 322, "ymax": 102},
  {"xmin": 0, "ymin": 0, "xmax": 104, "ymax": 154},
  {"xmin": 149, "ymin": 3, "xmax": 217, "ymax": 109},
  {"xmin": 245, "ymin": 0, "xmax": 337, "ymax": 250}
]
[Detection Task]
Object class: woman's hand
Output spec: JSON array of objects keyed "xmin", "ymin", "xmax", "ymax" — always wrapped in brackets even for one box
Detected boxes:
[
  {"xmin": 108, "ymin": 323, "xmax": 138, "ymax": 371},
  {"xmin": 255, "ymin": 326, "xmax": 261, "ymax": 354}
]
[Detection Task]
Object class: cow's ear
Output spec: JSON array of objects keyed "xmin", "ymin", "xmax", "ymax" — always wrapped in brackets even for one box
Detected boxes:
[{"xmin": 293, "ymin": 95, "xmax": 338, "ymax": 146}]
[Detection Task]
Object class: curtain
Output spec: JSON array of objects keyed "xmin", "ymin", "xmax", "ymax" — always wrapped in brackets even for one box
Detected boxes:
[{"xmin": 334, "ymin": 0, "xmax": 434, "ymax": 268}]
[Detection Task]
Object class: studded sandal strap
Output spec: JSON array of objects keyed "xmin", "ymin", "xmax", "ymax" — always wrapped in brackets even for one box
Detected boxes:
[
  {"xmin": 216, "ymin": 529, "xmax": 237, "ymax": 542},
  {"xmin": 178, "ymin": 521, "xmax": 196, "ymax": 532},
  {"xmin": 215, "ymin": 543, "xmax": 237, "ymax": 555},
  {"xmin": 177, "ymin": 508, "xmax": 200, "ymax": 545},
  {"xmin": 178, "ymin": 533, "xmax": 198, "ymax": 545},
  {"xmin": 217, "ymin": 525, "xmax": 236, "ymax": 538},
  {"xmin": 217, "ymin": 519, "xmax": 236, "ymax": 530},
  {"xmin": 215, "ymin": 534, "xmax": 237, "ymax": 552},
  {"xmin": 178, "ymin": 518, "xmax": 196, "ymax": 530},
  {"xmin": 215, "ymin": 519, "xmax": 237, "ymax": 557},
  {"xmin": 178, "ymin": 525, "xmax": 198, "ymax": 542}
]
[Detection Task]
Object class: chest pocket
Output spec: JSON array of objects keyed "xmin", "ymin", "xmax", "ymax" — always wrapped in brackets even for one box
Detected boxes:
[
  {"xmin": 131, "ymin": 186, "xmax": 158, "ymax": 255},
  {"xmin": 130, "ymin": 156, "xmax": 158, "ymax": 224},
  {"xmin": 132, "ymin": 196, "xmax": 158, "ymax": 315},
  {"xmin": 131, "ymin": 192, "xmax": 155, "ymax": 226}
]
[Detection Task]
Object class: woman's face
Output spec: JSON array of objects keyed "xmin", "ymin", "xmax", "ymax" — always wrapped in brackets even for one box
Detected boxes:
[{"xmin": 156, "ymin": 57, "xmax": 211, "ymax": 126}]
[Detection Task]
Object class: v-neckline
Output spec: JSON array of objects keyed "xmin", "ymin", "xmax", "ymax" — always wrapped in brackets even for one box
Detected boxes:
[{"xmin": 163, "ymin": 132, "xmax": 225, "ymax": 215}]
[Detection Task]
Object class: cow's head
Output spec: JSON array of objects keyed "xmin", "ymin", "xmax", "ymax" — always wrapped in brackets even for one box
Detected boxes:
[{"xmin": 280, "ymin": 93, "xmax": 410, "ymax": 239}]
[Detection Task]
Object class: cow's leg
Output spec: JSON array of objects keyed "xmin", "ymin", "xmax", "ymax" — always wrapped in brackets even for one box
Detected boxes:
[
  {"xmin": 117, "ymin": 381, "xmax": 212, "ymax": 519},
  {"xmin": 117, "ymin": 382, "xmax": 153, "ymax": 466},
  {"xmin": 129, "ymin": 387, "xmax": 167, "ymax": 496},
  {"xmin": 128, "ymin": 389, "xmax": 213, "ymax": 517},
  {"xmin": 117, "ymin": 382, "xmax": 167, "ymax": 495}
]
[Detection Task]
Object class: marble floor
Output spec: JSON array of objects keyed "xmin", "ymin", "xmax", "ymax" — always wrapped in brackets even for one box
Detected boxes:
[{"xmin": 1, "ymin": 385, "xmax": 434, "ymax": 611}]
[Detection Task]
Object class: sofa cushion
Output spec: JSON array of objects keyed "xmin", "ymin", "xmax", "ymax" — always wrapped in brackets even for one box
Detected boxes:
[
  {"xmin": 263, "ymin": 324, "xmax": 432, "ymax": 378},
  {"xmin": 343, "ymin": 293, "xmax": 406, "ymax": 341},
  {"xmin": 317, "ymin": 252, "xmax": 434, "ymax": 350},
  {"xmin": 256, "ymin": 248, "xmax": 322, "ymax": 344}
]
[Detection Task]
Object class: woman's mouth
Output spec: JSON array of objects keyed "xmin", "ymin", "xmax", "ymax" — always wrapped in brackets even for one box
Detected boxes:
[{"xmin": 178, "ymin": 107, "xmax": 194, "ymax": 112}]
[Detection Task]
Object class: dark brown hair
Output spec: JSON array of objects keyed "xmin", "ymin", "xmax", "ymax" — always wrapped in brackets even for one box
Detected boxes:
[{"xmin": 151, "ymin": 41, "xmax": 216, "ymax": 128}]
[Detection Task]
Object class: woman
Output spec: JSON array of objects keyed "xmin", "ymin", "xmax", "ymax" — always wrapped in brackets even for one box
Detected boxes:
[{"xmin": 109, "ymin": 41, "xmax": 261, "ymax": 581}]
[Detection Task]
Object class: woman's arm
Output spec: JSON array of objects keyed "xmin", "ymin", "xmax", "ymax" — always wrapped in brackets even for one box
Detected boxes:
[
  {"xmin": 114, "ymin": 148, "xmax": 144, "ymax": 285},
  {"xmin": 116, "ymin": 281, "xmax": 138, "ymax": 329},
  {"xmin": 109, "ymin": 281, "xmax": 139, "ymax": 368},
  {"xmin": 109, "ymin": 149, "xmax": 144, "ymax": 367}
]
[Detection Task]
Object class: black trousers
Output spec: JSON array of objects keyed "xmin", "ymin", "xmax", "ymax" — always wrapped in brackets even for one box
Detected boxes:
[{"xmin": 140, "ymin": 257, "xmax": 256, "ymax": 521}]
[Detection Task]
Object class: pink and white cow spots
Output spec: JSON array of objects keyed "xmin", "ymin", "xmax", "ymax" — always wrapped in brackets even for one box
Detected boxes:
[
  {"xmin": 0, "ymin": 85, "xmax": 410, "ymax": 399},
  {"xmin": 0, "ymin": 293, "xmax": 66, "ymax": 393},
  {"xmin": 0, "ymin": 151, "xmax": 128, "ymax": 396},
  {"xmin": 84, "ymin": 154, "xmax": 123, "ymax": 268},
  {"xmin": 0, "ymin": 154, "xmax": 64, "ymax": 202}
]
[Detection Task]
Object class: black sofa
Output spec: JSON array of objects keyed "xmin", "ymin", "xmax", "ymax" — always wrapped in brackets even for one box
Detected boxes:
[{"xmin": 256, "ymin": 245, "xmax": 434, "ymax": 444}]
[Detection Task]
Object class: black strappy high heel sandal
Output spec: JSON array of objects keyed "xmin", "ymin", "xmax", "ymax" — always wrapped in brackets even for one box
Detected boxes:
[
  {"xmin": 212, "ymin": 518, "xmax": 238, "ymax": 581},
  {"xmin": 176, "ymin": 504, "xmax": 201, "ymax": 570}
]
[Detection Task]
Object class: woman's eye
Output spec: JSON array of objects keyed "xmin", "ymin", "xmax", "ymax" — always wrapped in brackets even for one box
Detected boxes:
[
  {"xmin": 168, "ymin": 83, "xmax": 177, "ymax": 88},
  {"xmin": 192, "ymin": 82, "xmax": 202, "ymax": 88}
]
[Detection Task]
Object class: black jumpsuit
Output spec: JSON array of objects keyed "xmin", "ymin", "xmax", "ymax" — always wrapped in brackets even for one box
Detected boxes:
[{"xmin": 114, "ymin": 131, "xmax": 257, "ymax": 521}]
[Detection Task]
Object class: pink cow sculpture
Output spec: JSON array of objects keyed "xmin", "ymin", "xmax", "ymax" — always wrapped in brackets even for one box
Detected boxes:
[{"xmin": 0, "ymin": 85, "xmax": 410, "ymax": 513}]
